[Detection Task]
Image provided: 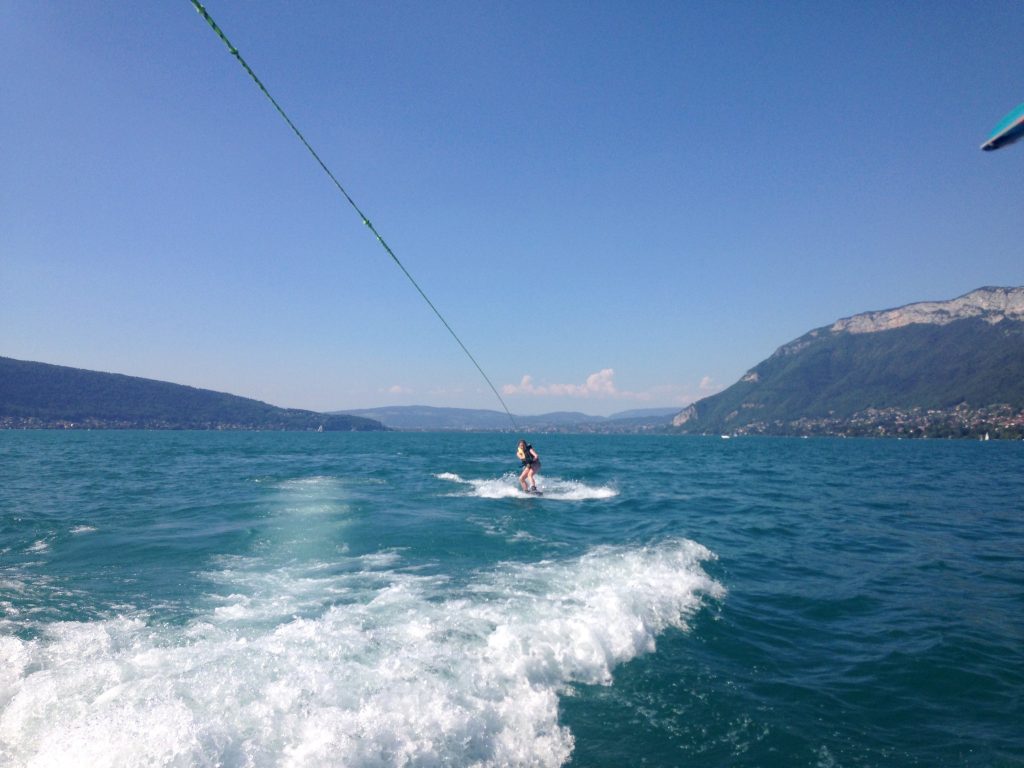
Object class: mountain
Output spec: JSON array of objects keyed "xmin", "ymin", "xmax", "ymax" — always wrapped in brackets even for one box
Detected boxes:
[
  {"xmin": 673, "ymin": 286, "xmax": 1024, "ymax": 438},
  {"xmin": 338, "ymin": 405, "xmax": 677, "ymax": 432},
  {"xmin": 0, "ymin": 357, "xmax": 384, "ymax": 431}
]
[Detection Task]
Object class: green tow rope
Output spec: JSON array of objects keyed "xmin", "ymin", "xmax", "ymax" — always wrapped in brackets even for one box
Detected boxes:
[{"xmin": 190, "ymin": 0, "xmax": 519, "ymax": 431}]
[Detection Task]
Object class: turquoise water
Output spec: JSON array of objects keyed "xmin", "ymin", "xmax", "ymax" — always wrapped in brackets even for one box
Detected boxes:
[{"xmin": 1, "ymin": 432, "xmax": 1021, "ymax": 767}]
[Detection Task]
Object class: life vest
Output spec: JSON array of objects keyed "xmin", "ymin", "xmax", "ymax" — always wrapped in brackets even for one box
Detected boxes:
[{"xmin": 517, "ymin": 443, "xmax": 534, "ymax": 464}]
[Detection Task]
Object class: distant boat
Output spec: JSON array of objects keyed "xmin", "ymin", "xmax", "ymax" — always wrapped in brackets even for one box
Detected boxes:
[
  {"xmin": 317, "ymin": 424, "xmax": 324, "ymax": 433},
  {"xmin": 983, "ymin": 432, "xmax": 990, "ymax": 441},
  {"xmin": 720, "ymin": 434, "xmax": 731, "ymax": 440}
]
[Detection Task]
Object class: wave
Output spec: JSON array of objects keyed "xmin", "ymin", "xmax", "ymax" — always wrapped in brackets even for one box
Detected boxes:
[
  {"xmin": 437, "ymin": 472, "xmax": 618, "ymax": 501},
  {"xmin": 0, "ymin": 538, "xmax": 722, "ymax": 767}
]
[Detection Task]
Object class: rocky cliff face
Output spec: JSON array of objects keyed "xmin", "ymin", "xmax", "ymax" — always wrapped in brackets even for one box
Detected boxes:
[
  {"xmin": 829, "ymin": 286, "xmax": 1024, "ymax": 335},
  {"xmin": 672, "ymin": 404, "xmax": 697, "ymax": 426},
  {"xmin": 773, "ymin": 286, "xmax": 1024, "ymax": 358}
]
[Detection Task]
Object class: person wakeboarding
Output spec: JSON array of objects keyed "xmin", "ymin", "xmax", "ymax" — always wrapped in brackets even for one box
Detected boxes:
[{"xmin": 516, "ymin": 439, "xmax": 541, "ymax": 493}]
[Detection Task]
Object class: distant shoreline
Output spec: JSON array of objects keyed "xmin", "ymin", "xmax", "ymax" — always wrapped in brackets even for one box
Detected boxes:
[
  {"xmin": 4, "ymin": 418, "xmax": 1022, "ymax": 439},
  {"xmin": 0, "ymin": 418, "xmax": 382, "ymax": 432}
]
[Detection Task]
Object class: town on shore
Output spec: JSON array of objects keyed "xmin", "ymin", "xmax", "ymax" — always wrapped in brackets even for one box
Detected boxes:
[{"xmin": 710, "ymin": 403, "xmax": 1024, "ymax": 440}]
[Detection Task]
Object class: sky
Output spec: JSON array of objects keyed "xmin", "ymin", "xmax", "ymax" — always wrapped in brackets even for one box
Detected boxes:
[{"xmin": 3, "ymin": 1, "xmax": 1022, "ymax": 417}]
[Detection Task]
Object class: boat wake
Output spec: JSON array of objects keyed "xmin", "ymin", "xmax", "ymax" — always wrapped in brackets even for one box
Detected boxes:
[
  {"xmin": 1, "ymin": 528, "xmax": 722, "ymax": 767},
  {"xmin": 436, "ymin": 472, "xmax": 618, "ymax": 501}
]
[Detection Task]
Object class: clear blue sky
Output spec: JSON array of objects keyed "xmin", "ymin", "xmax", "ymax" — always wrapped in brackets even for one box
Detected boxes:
[{"xmin": 3, "ymin": 1, "xmax": 1022, "ymax": 416}]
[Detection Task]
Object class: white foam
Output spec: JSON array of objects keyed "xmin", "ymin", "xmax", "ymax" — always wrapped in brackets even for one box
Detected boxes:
[
  {"xmin": 0, "ymin": 539, "xmax": 722, "ymax": 767},
  {"xmin": 437, "ymin": 472, "xmax": 618, "ymax": 501},
  {"xmin": 69, "ymin": 526, "xmax": 96, "ymax": 535},
  {"xmin": 535, "ymin": 476, "xmax": 619, "ymax": 501},
  {"xmin": 25, "ymin": 540, "xmax": 49, "ymax": 554}
]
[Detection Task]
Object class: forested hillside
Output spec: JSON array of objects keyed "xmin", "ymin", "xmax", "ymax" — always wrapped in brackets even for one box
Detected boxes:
[{"xmin": 0, "ymin": 357, "xmax": 383, "ymax": 431}]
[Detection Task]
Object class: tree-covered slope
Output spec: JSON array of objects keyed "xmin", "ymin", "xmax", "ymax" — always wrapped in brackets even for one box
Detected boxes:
[{"xmin": 0, "ymin": 357, "xmax": 383, "ymax": 431}]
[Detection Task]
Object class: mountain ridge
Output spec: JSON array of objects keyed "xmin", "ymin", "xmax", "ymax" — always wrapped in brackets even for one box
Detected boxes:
[
  {"xmin": 828, "ymin": 285, "xmax": 1024, "ymax": 335},
  {"xmin": 773, "ymin": 286, "xmax": 1024, "ymax": 359},
  {"xmin": 673, "ymin": 286, "xmax": 1024, "ymax": 438},
  {"xmin": 0, "ymin": 357, "xmax": 384, "ymax": 431}
]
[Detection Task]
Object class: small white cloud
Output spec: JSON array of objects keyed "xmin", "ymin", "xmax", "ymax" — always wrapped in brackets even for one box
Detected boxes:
[
  {"xmin": 502, "ymin": 375, "xmax": 534, "ymax": 396},
  {"xmin": 503, "ymin": 369, "xmax": 646, "ymax": 400},
  {"xmin": 385, "ymin": 384, "xmax": 412, "ymax": 395},
  {"xmin": 502, "ymin": 372, "xmax": 724, "ymax": 408}
]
